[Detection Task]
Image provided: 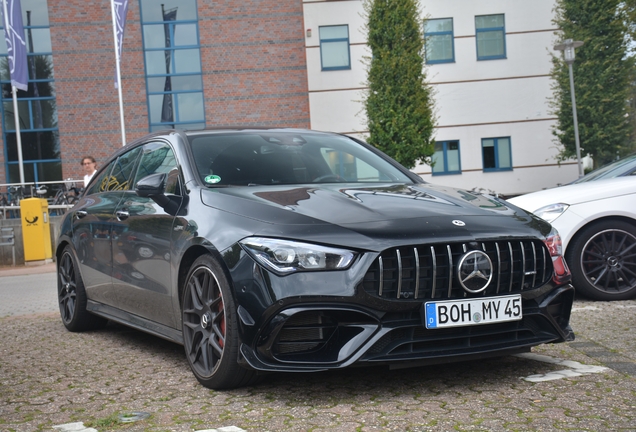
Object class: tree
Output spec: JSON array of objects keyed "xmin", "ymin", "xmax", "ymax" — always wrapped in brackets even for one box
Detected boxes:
[
  {"xmin": 550, "ymin": 0, "xmax": 635, "ymax": 168},
  {"xmin": 363, "ymin": 0, "xmax": 436, "ymax": 169},
  {"xmin": 622, "ymin": 0, "xmax": 636, "ymax": 149}
]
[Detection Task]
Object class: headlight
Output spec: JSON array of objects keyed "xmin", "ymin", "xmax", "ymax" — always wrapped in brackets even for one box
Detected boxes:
[
  {"xmin": 533, "ymin": 203, "xmax": 569, "ymax": 223},
  {"xmin": 240, "ymin": 237, "xmax": 357, "ymax": 275}
]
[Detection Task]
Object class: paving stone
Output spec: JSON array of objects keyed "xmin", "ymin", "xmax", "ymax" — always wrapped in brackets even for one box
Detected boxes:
[{"xmin": 1, "ymin": 268, "xmax": 636, "ymax": 431}]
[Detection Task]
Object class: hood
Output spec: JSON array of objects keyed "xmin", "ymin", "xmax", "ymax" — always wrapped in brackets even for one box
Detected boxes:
[
  {"xmin": 507, "ymin": 176, "xmax": 636, "ymax": 213},
  {"xmin": 200, "ymin": 183, "xmax": 549, "ymax": 244}
]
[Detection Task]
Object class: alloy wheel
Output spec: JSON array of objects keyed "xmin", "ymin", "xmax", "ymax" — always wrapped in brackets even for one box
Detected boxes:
[
  {"xmin": 581, "ymin": 229, "xmax": 636, "ymax": 295},
  {"xmin": 58, "ymin": 251, "xmax": 77, "ymax": 324},
  {"xmin": 182, "ymin": 265, "xmax": 226, "ymax": 377}
]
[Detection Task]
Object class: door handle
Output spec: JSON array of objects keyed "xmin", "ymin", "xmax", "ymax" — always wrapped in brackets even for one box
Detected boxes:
[
  {"xmin": 75, "ymin": 210, "xmax": 87, "ymax": 219},
  {"xmin": 116, "ymin": 210, "xmax": 129, "ymax": 220}
]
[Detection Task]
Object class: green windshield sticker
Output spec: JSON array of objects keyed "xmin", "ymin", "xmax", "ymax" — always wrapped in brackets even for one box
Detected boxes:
[{"xmin": 204, "ymin": 175, "xmax": 221, "ymax": 184}]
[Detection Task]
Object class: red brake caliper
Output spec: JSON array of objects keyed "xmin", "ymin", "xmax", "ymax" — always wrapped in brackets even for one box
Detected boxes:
[{"xmin": 218, "ymin": 294, "xmax": 225, "ymax": 348}]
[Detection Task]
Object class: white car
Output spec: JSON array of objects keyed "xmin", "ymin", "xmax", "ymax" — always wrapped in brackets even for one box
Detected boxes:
[{"xmin": 507, "ymin": 176, "xmax": 636, "ymax": 300}]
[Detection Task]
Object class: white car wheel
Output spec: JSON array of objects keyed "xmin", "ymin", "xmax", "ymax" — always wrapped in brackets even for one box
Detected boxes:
[{"xmin": 566, "ymin": 220, "xmax": 636, "ymax": 300}]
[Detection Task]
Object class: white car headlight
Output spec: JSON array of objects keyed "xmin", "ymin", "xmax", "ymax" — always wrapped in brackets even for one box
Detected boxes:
[
  {"xmin": 240, "ymin": 237, "xmax": 357, "ymax": 275},
  {"xmin": 533, "ymin": 203, "xmax": 569, "ymax": 223}
]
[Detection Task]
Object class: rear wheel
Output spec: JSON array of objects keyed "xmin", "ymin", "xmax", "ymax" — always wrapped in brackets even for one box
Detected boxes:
[
  {"xmin": 566, "ymin": 220, "xmax": 636, "ymax": 300},
  {"xmin": 181, "ymin": 255, "xmax": 256, "ymax": 389},
  {"xmin": 58, "ymin": 245, "xmax": 108, "ymax": 331}
]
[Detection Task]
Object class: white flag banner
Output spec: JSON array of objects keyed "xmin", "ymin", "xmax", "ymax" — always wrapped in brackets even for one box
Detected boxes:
[{"xmin": 113, "ymin": 0, "xmax": 129, "ymax": 88}]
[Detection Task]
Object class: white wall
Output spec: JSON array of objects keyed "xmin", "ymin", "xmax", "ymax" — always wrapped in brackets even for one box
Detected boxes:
[
  {"xmin": 415, "ymin": 120, "xmax": 579, "ymax": 195},
  {"xmin": 303, "ymin": 0, "xmax": 574, "ymax": 196}
]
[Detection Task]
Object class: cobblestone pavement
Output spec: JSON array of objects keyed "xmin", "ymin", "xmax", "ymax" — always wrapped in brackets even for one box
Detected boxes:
[{"xmin": 1, "ymin": 264, "xmax": 635, "ymax": 431}]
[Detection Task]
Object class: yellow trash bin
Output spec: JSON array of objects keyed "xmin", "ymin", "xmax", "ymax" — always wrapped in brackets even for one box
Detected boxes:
[{"xmin": 20, "ymin": 198, "xmax": 52, "ymax": 262}]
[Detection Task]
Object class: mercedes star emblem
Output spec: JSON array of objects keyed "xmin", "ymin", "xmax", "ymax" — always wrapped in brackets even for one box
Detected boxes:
[{"xmin": 457, "ymin": 250, "xmax": 493, "ymax": 293}]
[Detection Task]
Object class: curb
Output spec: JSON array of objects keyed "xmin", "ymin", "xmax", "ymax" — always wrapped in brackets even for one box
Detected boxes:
[{"xmin": 0, "ymin": 261, "xmax": 56, "ymax": 276}]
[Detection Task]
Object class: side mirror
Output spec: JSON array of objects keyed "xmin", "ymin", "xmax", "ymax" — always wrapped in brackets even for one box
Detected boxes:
[
  {"xmin": 135, "ymin": 173, "xmax": 166, "ymax": 198},
  {"xmin": 135, "ymin": 172, "xmax": 184, "ymax": 216}
]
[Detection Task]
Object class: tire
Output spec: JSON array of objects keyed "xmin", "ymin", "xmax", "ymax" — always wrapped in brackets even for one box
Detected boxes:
[
  {"xmin": 566, "ymin": 220, "xmax": 636, "ymax": 300},
  {"xmin": 181, "ymin": 255, "xmax": 257, "ymax": 389},
  {"xmin": 58, "ymin": 245, "xmax": 108, "ymax": 331}
]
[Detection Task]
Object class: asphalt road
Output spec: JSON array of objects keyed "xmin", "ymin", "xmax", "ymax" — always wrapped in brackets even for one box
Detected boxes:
[
  {"xmin": 1, "ymin": 265, "xmax": 635, "ymax": 431},
  {"xmin": 0, "ymin": 264, "xmax": 57, "ymax": 317}
]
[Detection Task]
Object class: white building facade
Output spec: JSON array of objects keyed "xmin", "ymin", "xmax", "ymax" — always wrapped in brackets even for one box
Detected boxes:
[{"xmin": 302, "ymin": 0, "xmax": 578, "ymax": 196}]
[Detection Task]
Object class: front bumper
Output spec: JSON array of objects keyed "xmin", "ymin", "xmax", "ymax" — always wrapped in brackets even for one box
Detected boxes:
[
  {"xmin": 223, "ymin": 238, "xmax": 575, "ymax": 373},
  {"xmin": 237, "ymin": 284, "xmax": 575, "ymax": 373}
]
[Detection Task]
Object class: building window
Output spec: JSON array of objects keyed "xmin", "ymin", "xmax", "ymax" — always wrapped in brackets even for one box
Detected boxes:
[
  {"xmin": 475, "ymin": 14, "xmax": 506, "ymax": 60},
  {"xmin": 319, "ymin": 25, "xmax": 351, "ymax": 71},
  {"xmin": 0, "ymin": 0, "xmax": 60, "ymax": 184},
  {"xmin": 432, "ymin": 140, "xmax": 461, "ymax": 175},
  {"xmin": 424, "ymin": 18, "xmax": 454, "ymax": 64},
  {"xmin": 140, "ymin": 0, "xmax": 205, "ymax": 132},
  {"xmin": 482, "ymin": 137, "xmax": 512, "ymax": 171}
]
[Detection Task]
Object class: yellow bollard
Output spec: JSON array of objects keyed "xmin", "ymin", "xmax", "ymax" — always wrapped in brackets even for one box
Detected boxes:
[{"xmin": 20, "ymin": 198, "xmax": 52, "ymax": 262}]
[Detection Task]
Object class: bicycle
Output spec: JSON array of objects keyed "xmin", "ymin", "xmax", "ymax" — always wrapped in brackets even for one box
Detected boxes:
[
  {"xmin": 8, "ymin": 185, "xmax": 26, "ymax": 204},
  {"xmin": 0, "ymin": 186, "xmax": 27, "ymax": 219},
  {"xmin": 41, "ymin": 182, "xmax": 80, "ymax": 216}
]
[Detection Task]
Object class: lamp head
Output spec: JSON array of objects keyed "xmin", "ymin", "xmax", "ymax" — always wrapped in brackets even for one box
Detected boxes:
[{"xmin": 553, "ymin": 39, "xmax": 584, "ymax": 65}]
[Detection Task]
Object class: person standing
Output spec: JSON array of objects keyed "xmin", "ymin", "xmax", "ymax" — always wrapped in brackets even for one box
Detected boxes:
[{"xmin": 81, "ymin": 156, "xmax": 97, "ymax": 187}]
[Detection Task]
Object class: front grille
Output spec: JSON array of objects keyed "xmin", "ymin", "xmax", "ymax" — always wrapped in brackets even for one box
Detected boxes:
[{"xmin": 362, "ymin": 240, "xmax": 552, "ymax": 300}]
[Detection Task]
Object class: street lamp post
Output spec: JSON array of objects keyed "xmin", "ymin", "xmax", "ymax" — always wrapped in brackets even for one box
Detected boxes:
[{"xmin": 554, "ymin": 39, "xmax": 585, "ymax": 178}]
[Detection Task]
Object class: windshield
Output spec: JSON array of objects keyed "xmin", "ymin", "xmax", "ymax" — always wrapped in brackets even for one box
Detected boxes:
[
  {"xmin": 572, "ymin": 154, "xmax": 636, "ymax": 184},
  {"xmin": 187, "ymin": 131, "xmax": 414, "ymax": 186}
]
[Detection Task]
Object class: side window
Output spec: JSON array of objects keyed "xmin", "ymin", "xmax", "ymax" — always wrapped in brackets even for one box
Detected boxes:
[
  {"xmin": 133, "ymin": 142, "xmax": 179, "ymax": 194},
  {"xmin": 85, "ymin": 162, "xmax": 115, "ymax": 195},
  {"xmin": 106, "ymin": 148, "xmax": 143, "ymax": 191},
  {"xmin": 424, "ymin": 18, "xmax": 454, "ymax": 64},
  {"xmin": 319, "ymin": 25, "xmax": 351, "ymax": 71},
  {"xmin": 432, "ymin": 140, "xmax": 461, "ymax": 175},
  {"xmin": 482, "ymin": 137, "xmax": 512, "ymax": 171},
  {"xmin": 475, "ymin": 14, "xmax": 506, "ymax": 60}
]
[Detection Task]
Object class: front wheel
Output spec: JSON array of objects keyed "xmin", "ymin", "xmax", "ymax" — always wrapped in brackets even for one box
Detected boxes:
[
  {"xmin": 566, "ymin": 220, "xmax": 636, "ymax": 300},
  {"xmin": 181, "ymin": 255, "xmax": 257, "ymax": 389},
  {"xmin": 58, "ymin": 246, "xmax": 108, "ymax": 331}
]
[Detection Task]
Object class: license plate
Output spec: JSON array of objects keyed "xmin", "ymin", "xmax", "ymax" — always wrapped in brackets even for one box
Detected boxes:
[{"xmin": 424, "ymin": 294, "xmax": 522, "ymax": 329}]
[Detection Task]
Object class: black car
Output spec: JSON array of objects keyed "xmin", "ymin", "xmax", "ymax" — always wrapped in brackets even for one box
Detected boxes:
[{"xmin": 56, "ymin": 128, "xmax": 574, "ymax": 389}]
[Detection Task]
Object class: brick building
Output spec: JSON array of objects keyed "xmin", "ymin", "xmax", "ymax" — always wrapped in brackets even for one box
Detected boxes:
[{"xmin": 0, "ymin": 0, "xmax": 310, "ymax": 184}]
